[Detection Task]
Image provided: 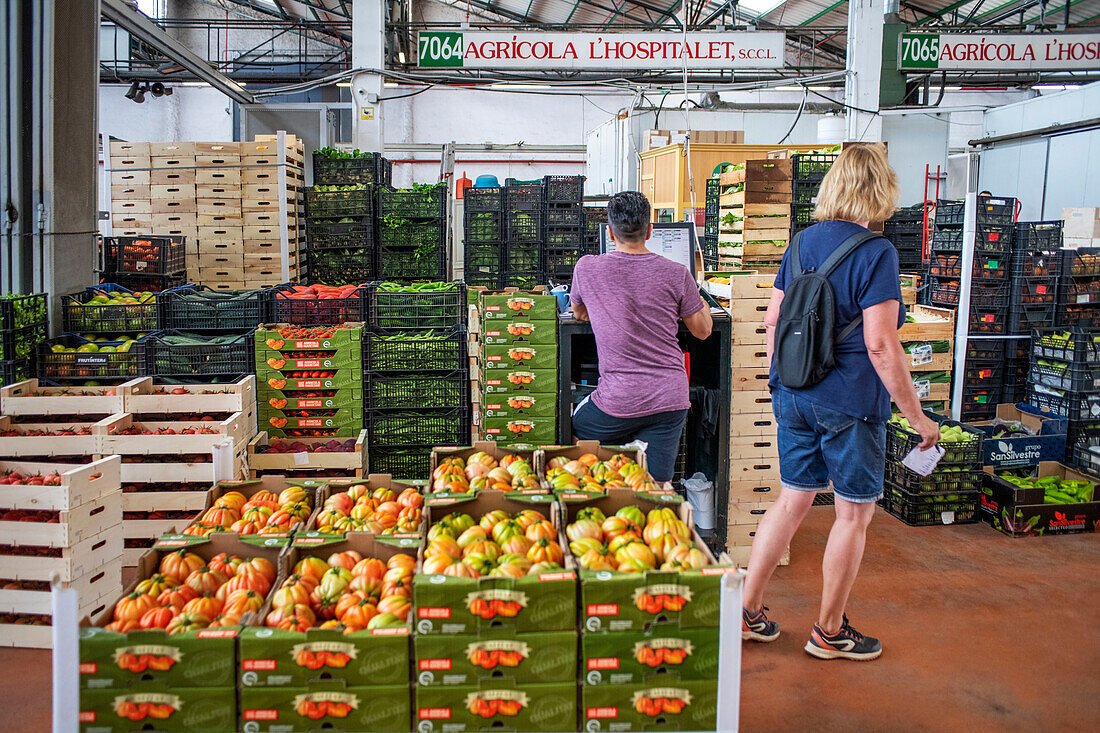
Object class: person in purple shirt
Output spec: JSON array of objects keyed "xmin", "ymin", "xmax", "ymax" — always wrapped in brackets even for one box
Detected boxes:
[{"xmin": 569, "ymin": 191, "xmax": 713, "ymax": 484}]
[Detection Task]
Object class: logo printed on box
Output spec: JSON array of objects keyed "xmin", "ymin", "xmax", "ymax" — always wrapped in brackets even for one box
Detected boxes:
[
  {"xmin": 587, "ymin": 707, "xmax": 619, "ymax": 718},
  {"xmin": 417, "ymin": 607, "xmax": 451, "ymax": 619},
  {"xmin": 587, "ymin": 657, "xmax": 619, "ymax": 670},
  {"xmin": 243, "ymin": 659, "xmax": 277, "ymax": 671},
  {"xmin": 419, "ymin": 707, "xmax": 452, "ymax": 719},
  {"xmin": 418, "ymin": 659, "xmax": 452, "ymax": 671},
  {"xmin": 587, "ymin": 603, "xmax": 619, "ymax": 616},
  {"xmin": 243, "ymin": 709, "xmax": 279, "ymax": 721}
]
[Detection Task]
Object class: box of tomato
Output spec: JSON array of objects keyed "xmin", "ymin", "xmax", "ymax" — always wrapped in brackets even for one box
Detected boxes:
[
  {"xmin": 481, "ymin": 368, "xmax": 556, "ymax": 396},
  {"xmin": 415, "ymin": 680, "xmax": 577, "ymax": 732},
  {"xmin": 254, "ymin": 323, "xmax": 364, "ymax": 352},
  {"xmin": 482, "ymin": 319, "xmax": 557, "ymax": 346},
  {"xmin": 580, "ymin": 679, "xmax": 718, "ymax": 732},
  {"xmin": 79, "ymin": 684, "xmax": 237, "ymax": 732},
  {"xmin": 239, "ymin": 680, "xmax": 411, "ymax": 733},
  {"xmin": 482, "ymin": 392, "xmax": 557, "ymax": 419},
  {"xmin": 481, "ymin": 416, "xmax": 557, "ymax": 446},
  {"xmin": 580, "ymin": 627, "xmax": 719, "ymax": 685},
  {"xmin": 478, "ymin": 290, "xmax": 558, "ymax": 323},
  {"xmin": 481, "ymin": 343, "xmax": 557, "ymax": 371},
  {"xmin": 413, "ymin": 629, "xmax": 576, "ymax": 686}
]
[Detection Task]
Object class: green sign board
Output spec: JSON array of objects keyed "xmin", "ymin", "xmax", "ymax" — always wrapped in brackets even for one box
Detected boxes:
[
  {"xmin": 899, "ymin": 33, "xmax": 941, "ymax": 70},
  {"xmin": 418, "ymin": 31, "xmax": 464, "ymax": 68}
]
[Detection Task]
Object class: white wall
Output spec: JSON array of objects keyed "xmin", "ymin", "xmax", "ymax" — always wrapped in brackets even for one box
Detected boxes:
[{"xmin": 99, "ymin": 84, "xmax": 234, "ymax": 142}]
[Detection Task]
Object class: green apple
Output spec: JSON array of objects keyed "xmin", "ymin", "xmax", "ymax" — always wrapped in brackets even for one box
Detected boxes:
[{"xmin": 75, "ymin": 343, "xmax": 99, "ymax": 353}]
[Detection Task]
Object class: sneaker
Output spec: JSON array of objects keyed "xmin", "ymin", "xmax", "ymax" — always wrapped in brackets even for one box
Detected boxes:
[
  {"xmin": 804, "ymin": 615, "xmax": 882, "ymax": 661},
  {"xmin": 742, "ymin": 606, "xmax": 780, "ymax": 642}
]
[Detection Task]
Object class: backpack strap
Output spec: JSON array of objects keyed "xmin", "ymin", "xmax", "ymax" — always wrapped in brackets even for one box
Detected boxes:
[
  {"xmin": 820, "ymin": 229, "xmax": 883, "ymax": 343},
  {"xmin": 788, "ymin": 231, "xmax": 805, "ymax": 278}
]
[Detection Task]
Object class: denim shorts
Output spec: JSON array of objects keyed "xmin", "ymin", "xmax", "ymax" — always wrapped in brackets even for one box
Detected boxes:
[{"xmin": 771, "ymin": 387, "xmax": 886, "ymax": 503}]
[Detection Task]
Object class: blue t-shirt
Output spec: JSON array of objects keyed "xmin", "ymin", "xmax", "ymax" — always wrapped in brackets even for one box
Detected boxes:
[{"xmin": 768, "ymin": 220, "xmax": 904, "ymax": 422}]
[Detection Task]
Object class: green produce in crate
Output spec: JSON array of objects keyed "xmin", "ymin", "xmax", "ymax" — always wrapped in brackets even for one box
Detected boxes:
[
  {"xmin": 376, "ymin": 281, "xmax": 458, "ymax": 293},
  {"xmin": 1, "ymin": 293, "xmax": 47, "ymax": 328},
  {"xmin": 997, "ymin": 472, "xmax": 1095, "ymax": 503},
  {"xmin": 314, "ymin": 146, "xmax": 371, "ymax": 159},
  {"xmin": 904, "ymin": 340, "xmax": 950, "ymax": 354}
]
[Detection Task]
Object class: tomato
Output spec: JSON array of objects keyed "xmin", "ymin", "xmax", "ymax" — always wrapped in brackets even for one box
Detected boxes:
[
  {"xmin": 138, "ymin": 606, "xmax": 175, "ymax": 630},
  {"xmin": 184, "ymin": 566, "xmax": 229, "ymax": 596},
  {"xmin": 158, "ymin": 550, "xmax": 205, "ymax": 583},
  {"xmin": 114, "ymin": 592, "xmax": 156, "ymax": 623}
]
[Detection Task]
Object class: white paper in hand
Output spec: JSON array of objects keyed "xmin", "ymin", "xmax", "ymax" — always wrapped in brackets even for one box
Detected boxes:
[{"xmin": 902, "ymin": 445, "xmax": 945, "ymax": 476}]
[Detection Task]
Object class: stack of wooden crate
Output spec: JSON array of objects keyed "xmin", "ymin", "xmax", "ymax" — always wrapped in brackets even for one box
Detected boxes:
[
  {"xmin": 898, "ymin": 305, "xmax": 957, "ymax": 413},
  {"xmin": 725, "ymin": 272, "xmax": 788, "ymax": 566},
  {"xmin": 717, "ymin": 158, "xmax": 793, "ymax": 269},
  {"xmin": 108, "ymin": 135, "xmax": 303, "ymax": 291}
]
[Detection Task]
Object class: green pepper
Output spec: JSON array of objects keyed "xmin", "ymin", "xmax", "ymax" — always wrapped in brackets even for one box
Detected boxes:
[{"xmin": 1043, "ymin": 490, "xmax": 1076, "ymax": 504}]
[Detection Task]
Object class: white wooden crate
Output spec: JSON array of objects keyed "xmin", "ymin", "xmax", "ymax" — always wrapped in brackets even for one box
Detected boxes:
[
  {"xmin": 122, "ymin": 518, "xmax": 187, "ymax": 541},
  {"xmin": 0, "ymin": 528, "xmax": 123, "ymax": 582},
  {"xmin": 117, "ymin": 459, "xmax": 219, "ymax": 484},
  {"xmin": 0, "ymin": 566, "xmax": 122, "ymax": 616},
  {"xmin": 0, "ymin": 380, "xmax": 131, "ymax": 416},
  {"xmin": 121, "ymin": 487, "xmax": 212, "ymax": 513},
  {"xmin": 96, "ymin": 413, "xmax": 249, "ymax": 453},
  {"xmin": 246, "ymin": 430, "xmax": 368, "ymax": 477},
  {"xmin": 0, "ymin": 491, "xmax": 121, "ymax": 548},
  {"xmin": 0, "ymin": 588, "xmax": 116, "ymax": 648},
  {"xmin": 0, "ymin": 416, "xmax": 109, "ymax": 456},
  {"xmin": 0, "ymin": 457, "xmax": 120, "ymax": 511},
  {"xmin": 121, "ymin": 376, "xmax": 256, "ymax": 416}
]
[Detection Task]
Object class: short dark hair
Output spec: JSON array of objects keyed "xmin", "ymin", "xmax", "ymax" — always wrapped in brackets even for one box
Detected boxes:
[{"xmin": 607, "ymin": 191, "xmax": 651, "ymax": 243}]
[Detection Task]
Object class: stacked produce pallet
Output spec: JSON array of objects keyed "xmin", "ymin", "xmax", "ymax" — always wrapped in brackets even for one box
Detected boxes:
[
  {"xmin": 366, "ymin": 282, "xmax": 469, "ymax": 478},
  {"xmin": 0, "ymin": 294, "xmax": 48, "ymax": 387},
  {"xmin": 1028, "ymin": 328, "xmax": 1100, "ymax": 471},
  {"xmin": 726, "ymin": 273, "xmax": 785, "ymax": 565},
  {"xmin": 477, "ymin": 288, "xmax": 557, "ymax": 447},
  {"xmin": 503, "ymin": 180, "xmax": 545, "ymax": 289},
  {"xmin": 789, "ymin": 151, "xmax": 838, "ymax": 240},
  {"xmin": 107, "ymin": 141, "xmax": 161, "ymax": 240},
  {"xmin": 701, "ymin": 177, "xmax": 720, "ymax": 269},
  {"xmin": 882, "ymin": 412, "xmax": 984, "ymax": 526},
  {"xmin": 718, "ymin": 158, "xmax": 793, "ymax": 269},
  {"xmin": 304, "ymin": 148, "xmax": 389, "ymax": 285},
  {"xmin": 152, "ymin": 285, "xmax": 265, "ymax": 383},
  {"xmin": 884, "ymin": 203, "xmax": 927, "ymax": 272},
  {"xmin": 377, "ymin": 183, "xmax": 449, "ymax": 281},
  {"xmin": 240, "ymin": 136, "xmax": 306, "ymax": 288},
  {"xmin": 463, "ymin": 185, "xmax": 505, "ymax": 289},
  {"xmin": 96, "ymin": 235, "xmax": 187, "ymax": 293},
  {"xmin": 1009, "ymin": 221, "xmax": 1061, "ymax": 335},
  {"xmin": 542, "ymin": 175, "xmax": 589, "ymax": 284},
  {"xmin": 897, "ymin": 305, "xmax": 956, "ymax": 414},
  {"xmin": 1057, "ymin": 246, "xmax": 1100, "ymax": 330}
]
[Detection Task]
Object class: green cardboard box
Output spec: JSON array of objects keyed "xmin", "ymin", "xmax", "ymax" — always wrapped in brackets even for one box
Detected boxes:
[
  {"xmin": 482, "ymin": 392, "xmax": 557, "ymax": 419},
  {"xmin": 481, "ymin": 416, "xmax": 557, "ymax": 446},
  {"xmin": 260, "ymin": 386, "xmax": 364, "ymax": 411},
  {"xmin": 79, "ymin": 685, "xmax": 236, "ymax": 732},
  {"xmin": 257, "ymin": 349, "xmax": 362, "ymax": 372},
  {"xmin": 258, "ymin": 404, "xmax": 363, "ymax": 432},
  {"xmin": 580, "ymin": 627, "xmax": 719, "ymax": 685},
  {"xmin": 414, "ymin": 630, "xmax": 577, "ymax": 686},
  {"xmin": 558, "ymin": 489, "xmax": 737, "ymax": 631},
  {"xmin": 259, "ymin": 368, "xmax": 364, "ymax": 391},
  {"xmin": 482, "ymin": 320, "xmax": 557, "ymax": 346},
  {"xmin": 255, "ymin": 324, "xmax": 364, "ymax": 351},
  {"xmin": 479, "ymin": 291, "xmax": 558, "ymax": 323},
  {"xmin": 415, "ymin": 681, "xmax": 577, "ymax": 732},
  {"xmin": 239, "ymin": 681, "xmax": 411, "ymax": 733},
  {"xmin": 414, "ymin": 492, "xmax": 575, "ymax": 634},
  {"xmin": 481, "ymin": 368, "xmax": 557, "ymax": 396},
  {"xmin": 481, "ymin": 343, "xmax": 558, "ymax": 371},
  {"xmin": 581, "ymin": 679, "xmax": 718, "ymax": 731}
]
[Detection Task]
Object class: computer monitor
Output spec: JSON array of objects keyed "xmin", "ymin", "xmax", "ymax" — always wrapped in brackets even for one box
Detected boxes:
[{"xmin": 599, "ymin": 222, "xmax": 698, "ymax": 276}]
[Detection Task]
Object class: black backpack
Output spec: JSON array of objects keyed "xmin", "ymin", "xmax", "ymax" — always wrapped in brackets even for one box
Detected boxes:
[{"xmin": 773, "ymin": 228, "xmax": 880, "ymax": 389}]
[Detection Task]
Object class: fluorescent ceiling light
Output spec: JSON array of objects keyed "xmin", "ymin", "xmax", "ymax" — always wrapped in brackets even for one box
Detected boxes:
[
  {"xmin": 489, "ymin": 83, "xmax": 553, "ymax": 90},
  {"xmin": 398, "ymin": 51, "xmax": 406, "ymax": 64},
  {"xmin": 737, "ymin": 0, "xmax": 786, "ymax": 16},
  {"xmin": 384, "ymin": 82, "xmax": 399, "ymax": 87},
  {"xmin": 336, "ymin": 82, "xmax": 350, "ymax": 87},
  {"xmin": 1033, "ymin": 84, "xmax": 1079, "ymax": 90}
]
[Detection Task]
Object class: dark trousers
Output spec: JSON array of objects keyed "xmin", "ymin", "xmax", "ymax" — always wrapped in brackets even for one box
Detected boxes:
[{"xmin": 571, "ymin": 396, "xmax": 688, "ymax": 482}]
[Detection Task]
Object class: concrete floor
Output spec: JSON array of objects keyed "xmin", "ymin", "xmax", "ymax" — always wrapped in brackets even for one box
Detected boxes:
[{"xmin": 1, "ymin": 506, "xmax": 1097, "ymax": 732}]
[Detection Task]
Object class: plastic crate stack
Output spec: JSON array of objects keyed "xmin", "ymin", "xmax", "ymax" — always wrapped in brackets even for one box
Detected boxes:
[
  {"xmin": 255, "ymin": 322, "xmax": 363, "ymax": 439},
  {"xmin": 1029, "ymin": 327, "xmax": 1100, "ymax": 471},
  {"xmin": 96, "ymin": 236, "xmax": 187, "ymax": 292},
  {"xmin": 884, "ymin": 203, "xmax": 926, "ymax": 272},
  {"xmin": 377, "ymin": 184, "xmax": 449, "ymax": 281},
  {"xmin": 366, "ymin": 282, "xmax": 470, "ymax": 478},
  {"xmin": 542, "ymin": 175, "xmax": 589, "ymax": 284},
  {"xmin": 476, "ymin": 289, "xmax": 558, "ymax": 448},
  {"xmin": 789, "ymin": 151, "xmax": 838, "ymax": 240},
  {"xmin": 148, "ymin": 285, "xmax": 263, "ymax": 383},
  {"xmin": 1009, "ymin": 221, "xmax": 1061, "ymax": 335},
  {"xmin": 882, "ymin": 413, "xmax": 984, "ymax": 526},
  {"xmin": 584, "ymin": 205, "xmax": 608, "ymax": 258},
  {"xmin": 45, "ymin": 285, "xmax": 159, "ymax": 386},
  {"xmin": 306, "ymin": 151, "xmax": 389, "ymax": 285},
  {"xmin": 503, "ymin": 180, "xmax": 545, "ymax": 289},
  {"xmin": 463, "ymin": 186, "xmax": 505, "ymax": 289},
  {"xmin": 0, "ymin": 294, "xmax": 48, "ymax": 387},
  {"xmin": 1058, "ymin": 246, "xmax": 1100, "ymax": 330},
  {"xmin": 701, "ymin": 178, "xmax": 720, "ymax": 269}
]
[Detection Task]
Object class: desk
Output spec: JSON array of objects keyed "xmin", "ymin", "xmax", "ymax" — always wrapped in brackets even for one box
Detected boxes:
[{"xmin": 557, "ymin": 310, "xmax": 732, "ymax": 544}]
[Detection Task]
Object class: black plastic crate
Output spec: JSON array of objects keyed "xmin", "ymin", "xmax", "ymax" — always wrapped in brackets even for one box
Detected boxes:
[
  {"xmin": 969, "ymin": 305, "xmax": 1009, "ymax": 335},
  {"xmin": 38, "ymin": 333, "xmax": 148, "ymax": 381},
  {"xmin": 505, "ymin": 211, "xmax": 542, "ymax": 243},
  {"xmin": 162, "ymin": 286, "xmax": 266, "ymax": 331},
  {"xmin": 270, "ymin": 284, "xmax": 368, "ymax": 325},
  {"xmin": 935, "ymin": 197, "xmax": 1015, "ymax": 226},
  {"xmin": 378, "ymin": 219, "xmax": 446, "ymax": 254},
  {"xmin": 545, "ymin": 205, "xmax": 584, "ymax": 228},
  {"xmin": 543, "ymin": 247, "xmax": 587, "ymax": 283},
  {"xmin": 306, "ymin": 247, "xmax": 375, "ymax": 286},
  {"xmin": 1030, "ymin": 358, "xmax": 1100, "ymax": 393},
  {"xmin": 931, "ymin": 224, "xmax": 1013, "ymax": 254},
  {"xmin": 464, "ymin": 271, "xmax": 504, "ymax": 290},
  {"xmin": 1008, "ymin": 303, "xmax": 1056, "ymax": 334},
  {"xmin": 791, "ymin": 152, "xmax": 836, "ymax": 181},
  {"xmin": 1059, "ymin": 275, "xmax": 1100, "ymax": 306},
  {"xmin": 145, "ymin": 330, "xmax": 253, "ymax": 378},
  {"xmin": 1071, "ymin": 443, "xmax": 1100, "ymax": 477},
  {"xmin": 1026, "ymin": 385, "xmax": 1100, "ymax": 422},
  {"xmin": 1015, "ymin": 220, "xmax": 1062, "ymax": 250},
  {"xmin": 928, "ymin": 253, "xmax": 960, "ymax": 279},
  {"xmin": 312, "ymin": 153, "xmax": 389, "ymax": 186},
  {"xmin": 881, "ymin": 484, "xmax": 980, "ymax": 526},
  {"xmin": 966, "ymin": 338, "xmax": 1004, "ymax": 361},
  {"xmin": 368, "ymin": 445, "xmax": 433, "ymax": 480},
  {"xmin": 963, "ymin": 360, "xmax": 1003, "ymax": 385},
  {"xmin": 465, "ymin": 241, "xmax": 504, "ymax": 279},
  {"xmin": 506, "ymin": 242, "xmax": 541, "ymax": 272},
  {"xmin": 929, "ymin": 277, "xmax": 959, "ymax": 307},
  {"xmin": 369, "ymin": 282, "xmax": 466, "ymax": 330},
  {"xmin": 792, "ymin": 179, "xmax": 822, "ymax": 205},
  {"xmin": 790, "ymin": 203, "xmax": 815, "ymax": 228},
  {"xmin": 701, "ymin": 236, "xmax": 719, "ymax": 264},
  {"xmin": 305, "ymin": 187, "xmax": 374, "ymax": 219},
  {"xmin": 366, "ymin": 408, "xmax": 470, "ymax": 447},
  {"xmin": 887, "ymin": 413, "xmax": 983, "ymax": 467},
  {"xmin": 502, "ymin": 272, "xmax": 542, "ymax": 290},
  {"xmin": 504, "ymin": 183, "xmax": 544, "ymax": 212},
  {"xmin": 99, "ymin": 272, "xmax": 187, "ymax": 294},
  {"xmin": 376, "ymin": 246, "xmax": 448, "ymax": 283},
  {"xmin": 379, "ymin": 185, "xmax": 447, "ymax": 220},
  {"xmin": 885, "ymin": 463, "xmax": 983, "ymax": 495},
  {"xmin": 1060, "ymin": 248, "xmax": 1100, "ymax": 277},
  {"xmin": 931, "ymin": 279, "xmax": 1009, "ymax": 309},
  {"xmin": 584, "ymin": 207, "xmax": 608, "ymax": 238},
  {"xmin": 465, "ymin": 211, "xmax": 504, "ymax": 243},
  {"xmin": 704, "ymin": 220, "xmax": 718, "ymax": 239},
  {"xmin": 366, "ymin": 371, "xmax": 469, "ymax": 411},
  {"xmin": 364, "ymin": 329, "xmax": 466, "ymax": 372},
  {"xmin": 545, "ymin": 228, "xmax": 585, "ymax": 247},
  {"xmin": 0, "ymin": 357, "xmax": 36, "ymax": 387},
  {"xmin": 1012, "ymin": 248, "xmax": 1060, "ymax": 278},
  {"xmin": 0, "ymin": 323, "xmax": 48, "ymax": 362},
  {"xmin": 1057, "ymin": 306, "xmax": 1100, "ymax": 330},
  {"xmin": 543, "ymin": 175, "xmax": 585, "ymax": 204},
  {"xmin": 464, "ymin": 186, "xmax": 504, "ymax": 213},
  {"xmin": 1032, "ymin": 328, "xmax": 1100, "ymax": 365},
  {"xmin": 102, "ymin": 236, "xmax": 186, "ymax": 275},
  {"xmin": 306, "ymin": 220, "xmax": 374, "ymax": 251},
  {"xmin": 61, "ymin": 285, "xmax": 160, "ymax": 334},
  {"xmin": 1012, "ymin": 275, "xmax": 1058, "ymax": 306},
  {"xmin": 884, "ymin": 218, "xmax": 925, "ymax": 236}
]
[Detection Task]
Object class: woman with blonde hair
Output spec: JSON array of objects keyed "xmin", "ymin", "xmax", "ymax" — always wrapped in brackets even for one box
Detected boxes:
[{"xmin": 741, "ymin": 144, "xmax": 940, "ymax": 661}]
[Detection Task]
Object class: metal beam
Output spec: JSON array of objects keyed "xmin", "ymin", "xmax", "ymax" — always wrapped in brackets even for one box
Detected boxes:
[
  {"xmin": 101, "ymin": 0, "xmax": 254, "ymax": 104},
  {"xmin": 1022, "ymin": 0, "xmax": 1089, "ymax": 24},
  {"xmin": 801, "ymin": 0, "xmax": 847, "ymax": 26},
  {"xmin": 915, "ymin": 0, "xmax": 972, "ymax": 23}
]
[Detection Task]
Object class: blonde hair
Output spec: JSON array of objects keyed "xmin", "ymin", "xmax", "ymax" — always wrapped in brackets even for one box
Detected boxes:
[{"xmin": 812, "ymin": 144, "xmax": 899, "ymax": 224}]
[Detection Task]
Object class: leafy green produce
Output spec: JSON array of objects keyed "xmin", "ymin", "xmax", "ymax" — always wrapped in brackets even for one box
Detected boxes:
[
  {"xmin": 314, "ymin": 147, "xmax": 372, "ymax": 160},
  {"xmin": 1, "ymin": 293, "xmax": 48, "ymax": 329},
  {"xmin": 904, "ymin": 341, "xmax": 950, "ymax": 354}
]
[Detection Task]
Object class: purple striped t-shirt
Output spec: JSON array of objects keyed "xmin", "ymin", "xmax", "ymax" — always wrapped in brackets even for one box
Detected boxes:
[{"xmin": 570, "ymin": 251, "xmax": 703, "ymax": 418}]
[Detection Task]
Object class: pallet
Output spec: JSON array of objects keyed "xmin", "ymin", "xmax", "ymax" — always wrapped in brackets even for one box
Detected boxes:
[
  {"xmin": 0, "ymin": 527, "xmax": 123, "ymax": 582},
  {"xmin": 0, "ymin": 457, "xmax": 120, "ymax": 511},
  {"xmin": 0, "ymin": 491, "xmax": 121, "ymax": 548},
  {"xmin": 122, "ymin": 376, "xmax": 255, "ymax": 415},
  {"xmin": 246, "ymin": 429, "xmax": 368, "ymax": 477},
  {"xmin": 1, "ymin": 380, "xmax": 128, "ymax": 416}
]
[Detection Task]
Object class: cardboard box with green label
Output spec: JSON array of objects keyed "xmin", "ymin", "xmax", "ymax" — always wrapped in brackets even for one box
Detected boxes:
[
  {"xmin": 480, "ymin": 368, "xmax": 557, "ymax": 396},
  {"xmin": 239, "ymin": 681, "xmax": 411, "ymax": 733},
  {"xmin": 481, "ymin": 392, "xmax": 557, "ymax": 419},
  {"xmin": 580, "ymin": 627, "xmax": 720, "ymax": 685},
  {"xmin": 415, "ymin": 680, "xmax": 577, "ymax": 732},
  {"xmin": 481, "ymin": 319, "xmax": 557, "ymax": 346},
  {"xmin": 479, "ymin": 290, "xmax": 558, "ymax": 323},
  {"xmin": 481, "ymin": 416, "xmax": 557, "ymax": 446},
  {"xmin": 481, "ymin": 343, "xmax": 557, "ymax": 371},
  {"xmin": 414, "ymin": 629, "xmax": 577, "ymax": 686},
  {"xmin": 255, "ymin": 324, "xmax": 364, "ymax": 352},
  {"xmin": 79, "ymin": 685, "xmax": 237, "ymax": 733},
  {"xmin": 581, "ymin": 679, "xmax": 718, "ymax": 732}
]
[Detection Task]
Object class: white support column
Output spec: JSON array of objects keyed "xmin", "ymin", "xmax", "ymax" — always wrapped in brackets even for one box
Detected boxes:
[
  {"xmin": 845, "ymin": 0, "xmax": 884, "ymax": 142},
  {"xmin": 351, "ymin": 0, "xmax": 385, "ymax": 152}
]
